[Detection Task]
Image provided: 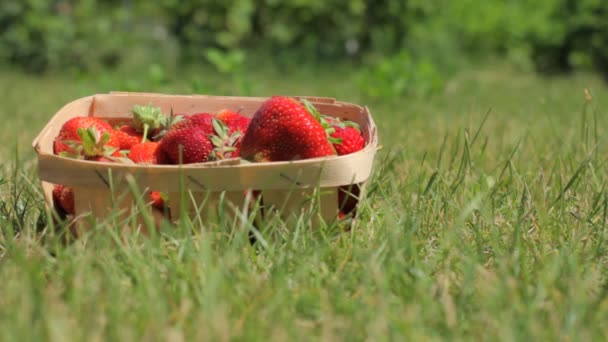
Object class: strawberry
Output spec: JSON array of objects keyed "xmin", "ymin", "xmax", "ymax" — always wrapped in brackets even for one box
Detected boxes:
[
  {"xmin": 324, "ymin": 118, "xmax": 365, "ymax": 216},
  {"xmin": 240, "ymin": 97, "xmax": 335, "ymax": 162},
  {"xmin": 158, "ymin": 113, "xmax": 214, "ymax": 164},
  {"xmin": 128, "ymin": 142, "xmax": 166, "ymax": 164},
  {"xmin": 215, "ymin": 109, "xmax": 250, "ymax": 156},
  {"xmin": 53, "ymin": 184, "xmax": 75, "ymax": 215},
  {"xmin": 159, "ymin": 113, "xmax": 241, "ymax": 164},
  {"xmin": 60, "ymin": 187, "xmax": 75, "ymax": 215},
  {"xmin": 216, "ymin": 109, "xmax": 251, "ymax": 133},
  {"xmin": 131, "ymin": 104, "xmax": 183, "ymax": 141},
  {"xmin": 115, "ymin": 125, "xmax": 144, "ymax": 150},
  {"xmin": 300, "ymin": 101, "xmax": 365, "ymax": 156},
  {"xmin": 186, "ymin": 113, "xmax": 215, "ymax": 127},
  {"xmin": 328, "ymin": 120, "xmax": 365, "ymax": 156},
  {"xmin": 150, "ymin": 191, "xmax": 168, "ymax": 211},
  {"xmin": 298, "ymin": 113, "xmax": 364, "ymax": 216},
  {"xmin": 57, "ymin": 126, "xmax": 121, "ymax": 160},
  {"xmin": 54, "ymin": 117, "xmax": 119, "ymax": 156},
  {"xmin": 52, "ymin": 184, "xmax": 64, "ymax": 209}
]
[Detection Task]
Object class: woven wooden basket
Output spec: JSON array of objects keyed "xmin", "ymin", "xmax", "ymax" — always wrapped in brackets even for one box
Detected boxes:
[{"xmin": 32, "ymin": 92, "xmax": 378, "ymax": 229}]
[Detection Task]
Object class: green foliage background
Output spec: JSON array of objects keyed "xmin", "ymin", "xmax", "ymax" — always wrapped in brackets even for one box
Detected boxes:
[{"xmin": 1, "ymin": 0, "xmax": 607, "ymax": 95}]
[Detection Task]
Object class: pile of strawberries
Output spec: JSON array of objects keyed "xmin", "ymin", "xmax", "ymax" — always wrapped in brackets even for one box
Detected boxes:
[{"xmin": 52, "ymin": 96, "xmax": 366, "ymax": 218}]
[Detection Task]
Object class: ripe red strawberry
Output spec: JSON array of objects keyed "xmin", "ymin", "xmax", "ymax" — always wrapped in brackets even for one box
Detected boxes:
[
  {"xmin": 52, "ymin": 184, "xmax": 64, "ymax": 208},
  {"xmin": 150, "ymin": 191, "xmax": 167, "ymax": 211},
  {"xmin": 216, "ymin": 109, "xmax": 251, "ymax": 133},
  {"xmin": 185, "ymin": 113, "xmax": 215, "ymax": 127},
  {"xmin": 158, "ymin": 114, "xmax": 214, "ymax": 164},
  {"xmin": 58, "ymin": 126, "xmax": 121, "ymax": 160},
  {"xmin": 329, "ymin": 123, "xmax": 365, "ymax": 156},
  {"xmin": 54, "ymin": 117, "xmax": 119, "ymax": 156},
  {"xmin": 159, "ymin": 113, "xmax": 240, "ymax": 164},
  {"xmin": 115, "ymin": 125, "xmax": 144, "ymax": 150},
  {"xmin": 128, "ymin": 142, "xmax": 166, "ymax": 164},
  {"xmin": 215, "ymin": 109, "xmax": 250, "ymax": 156},
  {"xmin": 53, "ymin": 184, "xmax": 75, "ymax": 215},
  {"xmin": 320, "ymin": 115, "xmax": 365, "ymax": 216},
  {"xmin": 60, "ymin": 187, "xmax": 75, "ymax": 215},
  {"xmin": 240, "ymin": 97, "xmax": 335, "ymax": 162}
]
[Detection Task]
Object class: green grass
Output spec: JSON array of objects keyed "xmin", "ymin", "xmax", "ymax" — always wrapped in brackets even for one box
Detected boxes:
[{"xmin": 1, "ymin": 63, "xmax": 608, "ymax": 340}]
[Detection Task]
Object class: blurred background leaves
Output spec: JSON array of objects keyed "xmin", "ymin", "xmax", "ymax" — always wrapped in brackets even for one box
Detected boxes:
[{"xmin": 1, "ymin": 0, "xmax": 607, "ymax": 98}]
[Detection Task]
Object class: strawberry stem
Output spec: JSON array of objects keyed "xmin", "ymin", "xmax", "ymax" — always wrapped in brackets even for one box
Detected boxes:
[
  {"xmin": 141, "ymin": 124, "xmax": 149, "ymax": 144},
  {"xmin": 301, "ymin": 99, "xmax": 322, "ymax": 122},
  {"xmin": 132, "ymin": 104, "xmax": 166, "ymax": 140},
  {"xmin": 152, "ymin": 108, "xmax": 183, "ymax": 141}
]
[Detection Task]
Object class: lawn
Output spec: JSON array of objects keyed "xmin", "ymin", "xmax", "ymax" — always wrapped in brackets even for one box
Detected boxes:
[{"xmin": 1, "ymin": 63, "xmax": 607, "ymax": 340}]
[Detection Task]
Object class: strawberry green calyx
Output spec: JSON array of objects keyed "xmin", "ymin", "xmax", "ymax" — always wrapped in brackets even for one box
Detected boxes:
[
  {"xmin": 80, "ymin": 127, "xmax": 109, "ymax": 156},
  {"xmin": 301, "ymin": 99, "xmax": 324, "ymax": 124},
  {"xmin": 322, "ymin": 115, "xmax": 361, "ymax": 146},
  {"xmin": 301, "ymin": 99, "xmax": 347, "ymax": 147},
  {"xmin": 132, "ymin": 104, "xmax": 169, "ymax": 142},
  {"xmin": 323, "ymin": 115, "xmax": 360, "ymax": 131},
  {"xmin": 59, "ymin": 127, "xmax": 118, "ymax": 160},
  {"xmin": 208, "ymin": 118, "xmax": 241, "ymax": 161},
  {"xmin": 301, "ymin": 98, "xmax": 362, "ymax": 151},
  {"xmin": 327, "ymin": 116, "xmax": 365, "ymax": 156},
  {"xmin": 343, "ymin": 120, "xmax": 360, "ymax": 130},
  {"xmin": 301, "ymin": 99, "xmax": 360, "ymax": 133},
  {"xmin": 152, "ymin": 108, "xmax": 183, "ymax": 141}
]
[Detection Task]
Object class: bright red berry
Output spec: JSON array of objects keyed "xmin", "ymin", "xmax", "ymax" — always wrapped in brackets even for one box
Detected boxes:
[
  {"xmin": 61, "ymin": 187, "xmax": 75, "ymax": 215},
  {"xmin": 128, "ymin": 142, "xmax": 165, "ymax": 164},
  {"xmin": 158, "ymin": 114, "xmax": 215, "ymax": 164},
  {"xmin": 53, "ymin": 185, "xmax": 75, "ymax": 215},
  {"xmin": 159, "ymin": 113, "xmax": 240, "ymax": 164},
  {"xmin": 52, "ymin": 184, "xmax": 64, "ymax": 207},
  {"xmin": 150, "ymin": 191, "xmax": 167, "ymax": 211},
  {"xmin": 216, "ymin": 109, "xmax": 251, "ymax": 133},
  {"xmin": 215, "ymin": 109, "xmax": 250, "ymax": 157},
  {"xmin": 54, "ymin": 117, "xmax": 121, "ymax": 162},
  {"xmin": 331, "ymin": 125, "xmax": 365, "ymax": 155},
  {"xmin": 53, "ymin": 117, "xmax": 119, "ymax": 155},
  {"xmin": 240, "ymin": 97, "xmax": 335, "ymax": 162},
  {"xmin": 115, "ymin": 125, "xmax": 144, "ymax": 150}
]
